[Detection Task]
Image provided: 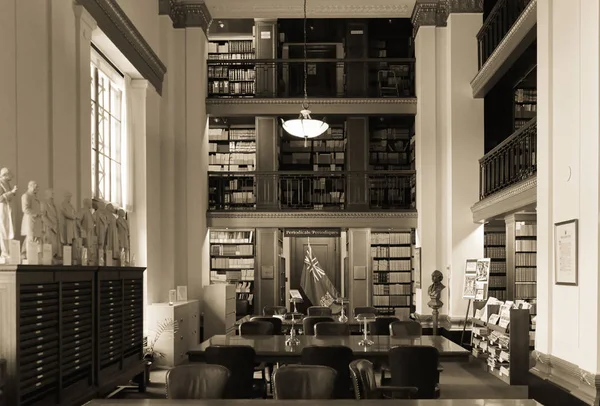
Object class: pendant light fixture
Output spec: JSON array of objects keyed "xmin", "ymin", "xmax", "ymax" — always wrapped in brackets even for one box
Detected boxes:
[{"xmin": 281, "ymin": 0, "xmax": 329, "ymax": 147}]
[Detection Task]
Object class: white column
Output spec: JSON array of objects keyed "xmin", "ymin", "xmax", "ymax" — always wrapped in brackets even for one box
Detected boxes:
[
  {"xmin": 0, "ymin": 0, "xmax": 17, "ymax": 174},
  {"xmin": 185, "ymin": 27, "xmax": 209, "ymax": 301},
  {"xmin": 414, "ymin": 25, "xmax": 439, "ymax": 315},
  {"xmin": 443, "ymin": 14, "xmax": 485, "ymax": 319}
]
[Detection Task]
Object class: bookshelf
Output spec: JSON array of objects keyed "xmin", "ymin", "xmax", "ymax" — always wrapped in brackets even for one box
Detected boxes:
[
  {"xmin": 370, "ymin": 230, "xmax": 413, "ymax": 319},
  {"xmin": 209, "ymin": 229, "xmax": 256, "ymax": 316},
  {"xmin": 208, "ymin": 119, "xmax": 256, "ymax": 210},
  {"xmin": 484, "ymin": 224, "xmax": 507, "ymax": 301},
  {"xmin": 513, "ymin": 87, "xmax": 537, "ymax": 131},
  {"xmin": 208, "ymin": 39, "xmax": 256, "ymax": 98},
  {"xmin": 513, "ymin": 221, "xmax": 537, "ymax": 301},
  {"xmin": 279, "ymin": 122, "xmax": 346, "ymax": 210},
  {"xmin": 471, "ymin": 303, "xmax": 533, "ymax": 385},
  {"xmin": 368, "ymin": 39, "xmax": 414, "ymax": 97},
  {"xmin": 277, "ymin": 230, "xmax": 286, "ymax": 306}
]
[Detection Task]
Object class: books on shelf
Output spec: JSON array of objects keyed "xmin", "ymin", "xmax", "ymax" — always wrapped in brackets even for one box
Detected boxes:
[
  {"xmin": 371, "ymin": 232, "xmax": 411, "ymax": 245},
  {"xmin": 372, "ymin": 259, "xmax": 412, "ymax": 271}
]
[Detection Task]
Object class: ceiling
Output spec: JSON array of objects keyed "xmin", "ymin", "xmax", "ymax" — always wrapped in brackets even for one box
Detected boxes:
[{"xmin": 203, "ymin": 0, "xmax": 417, "ymax": 19}]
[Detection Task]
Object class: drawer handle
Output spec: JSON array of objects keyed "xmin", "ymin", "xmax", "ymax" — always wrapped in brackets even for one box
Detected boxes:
[{"xmin": 180, "ymin": 336, "xmax": 184, "ymax": 340}]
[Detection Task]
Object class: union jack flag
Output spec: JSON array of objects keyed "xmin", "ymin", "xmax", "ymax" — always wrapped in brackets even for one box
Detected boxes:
[{"xmin": 300, "ymin": 243, "xmax": 341, "ymax": 312}]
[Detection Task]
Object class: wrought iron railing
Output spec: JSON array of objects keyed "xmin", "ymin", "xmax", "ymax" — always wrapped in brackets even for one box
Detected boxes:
[
  {"xmin": 479, "ymin": 117, "xmax": 536, "ymax": 200},
  {"xmin": 477, "ymin": 0, "xmax": 532, "ymax": 69},
  {"xmin": 208, "ymin": 170, "xmax": 416, "ymax": 211},
  {"xmin": 207, "ymin": 58, "xmax": 415, "ymax": 99}
]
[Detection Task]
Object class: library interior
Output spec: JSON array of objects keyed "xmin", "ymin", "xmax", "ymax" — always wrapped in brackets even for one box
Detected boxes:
[{"xmin": 0, "ymin": 0, "xmax": 597, "ymax": 405}]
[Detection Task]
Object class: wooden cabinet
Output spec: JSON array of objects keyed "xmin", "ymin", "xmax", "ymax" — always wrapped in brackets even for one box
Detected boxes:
[
  {"xmin": 146, "ymin": 300, "xmax": 200, "ymax": 367},
  {"xmin": 0, "ymin": 265, "xmax": 145, "ymax": 406},
  {"xmin": 203, "ymin": 284, "xmax": 236, "ymax": 340}
]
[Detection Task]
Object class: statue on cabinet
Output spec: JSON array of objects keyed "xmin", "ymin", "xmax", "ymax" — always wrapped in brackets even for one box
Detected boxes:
[
  {"xmin": 78, "ymin": 198, "xmax": 95, "ymax": 248},
  {"xmin": 105, "ymin": 203, "xmax": 119, "ymax": 259},
  {"xmin": 41, "ymin": 189, "xmax": 61, "ymax": 260},
  {"xmin": 0, "ymin": 168, "xmax": 17, "ymax": 260},
  {"xmin": 93, "ymin": 200, "xmax": 108, "ymax": 249},
  {"xmin": 427, "ymin": 270, "xmax": 445, "ymax": 309},
  {"xmin": 60, "ymin": 192, "xmax": 78, "ymax": 246},
  {"xmin": 116, "ymin": 208, "xmax": 129, "ymax": 253},
  {"xmin": 21, "ymin": 181, "xmax": 42, "ymax": 260}
]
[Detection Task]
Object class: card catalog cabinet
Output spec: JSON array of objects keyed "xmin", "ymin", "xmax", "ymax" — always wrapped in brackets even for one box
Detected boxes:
[
  {"xmin": 0, "ymin": 265, "xmax": 145, "ymax": 406},
  {"xmin": 203, "ymin": 284, "xmax": 237, "ymax": 340}
]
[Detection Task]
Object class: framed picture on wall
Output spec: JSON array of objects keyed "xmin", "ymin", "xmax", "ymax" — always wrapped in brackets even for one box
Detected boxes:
[
  {"xmin": 413, "ymin": 247, "xmax": 421, "ymax": 289},
  {"xmin": 555, "ymin": 219, "xmax": 578, "ymax": 286}
]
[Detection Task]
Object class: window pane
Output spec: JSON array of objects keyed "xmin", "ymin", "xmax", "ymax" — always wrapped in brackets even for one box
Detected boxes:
[
  {"xmin": 91, "ymin": 65, "xmax": 96, "ymax": 101},
  {"xmin": 111, "ymin": 88, "xmax": 122, "ymax": 121}
]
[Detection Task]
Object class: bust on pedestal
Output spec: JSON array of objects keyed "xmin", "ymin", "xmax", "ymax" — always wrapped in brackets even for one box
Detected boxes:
[
  {"xmin": 21, "ymin": 181, "xmax": 42, "ymax": 262},
  {"xmin": 427, "ymin": 270, "xmax": 446, "ymax": 335}
]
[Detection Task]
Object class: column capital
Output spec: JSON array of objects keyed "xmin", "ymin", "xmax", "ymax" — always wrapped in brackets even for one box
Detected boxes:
[
  {"xmin": 159, "ymin": 0, "xmax": 212, "ymax": 34},
  {"xmin": 73, "ymin": 3, "xmax": 98, "ymax": 33},
  {"xmin": 411, "ymin": 0, "xmax": 483, "ymax": 37}
]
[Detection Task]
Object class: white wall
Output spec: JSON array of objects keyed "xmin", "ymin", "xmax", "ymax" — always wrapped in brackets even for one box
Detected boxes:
[{"xmin": 537, "ymin": 0, "xmax": 600, "ymax": 374}]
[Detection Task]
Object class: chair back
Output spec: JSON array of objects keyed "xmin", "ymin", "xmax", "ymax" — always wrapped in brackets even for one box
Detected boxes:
[
  {"xmin": 314, "ymin": 322, "xmax": 350, "ymax": 336},
  {"xmin": 301, "ymin": 345, "xmax": 354, "ymax": 399},
  {"xmin": 239, "ymin": 320, "xmax": 274, "ymax": 335},
  {"xmin": 368, "ymin": 316, "xmax": 399, "ymax": 335},
  {"xmin": 166, "ymin": 364, "xmax": 230, "ymax": 399},
  {"xmin": 389, "ymin": 346, "xmax": 439, "ymax": 399},
  {"xmin": 302, "ymin": 316, "xmax": 334, "ymax": 336},
  {"xmin": 250, "ymin": 316, "xmax": 283, "ymax": 334},
  {"xmin": 263, "ymin": 305, "xmax": 287, "ymax": 316},
  {"xmin": 205, "ymin": 345, "xmax": 257, "ymax": 398},
  {"xmin": 236, "ymin": 299, "xmax": 249, "ymax": 317},
  {"xmin": 390, "ymin": 320, "xmax": 422, "ymax": 337},
  {"xmin": 307, "ymin": 306, "xmax": 333, "ymax": 316},
  {"xmin": 354, "ymin": 306, "xmax": 377, "ymax": 317},
  {"xmin": 273, "ymin": 365, "xmax": 337, "ymax": 399},
  {"xmin": 349, "ymin": 359, "xmax": 378, "ymax": 399}
]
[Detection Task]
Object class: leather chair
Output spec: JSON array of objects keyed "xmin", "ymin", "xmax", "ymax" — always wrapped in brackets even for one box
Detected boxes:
[
  {"xmin": 301, "ymin": 345, "xmax": 354, "ymax": 399},
  {"xmin": 389, "ymin": 320, "xmax": 422, "ymax": 337},
  {"xmin": 354, "ymin": 306, "xmax": 377, "ymax": 317},
  {"xmin": 166, "ymin": 364, "xmax": 230, "ymax": 399},
  {"xmin": 239, "ymin": 320, "xmax": 274, "ymax": 335},
  {"xmin": 307, "ymin": 306, "xmax": 333, "ymax": 317},
  {"xmin": 205, "ymin": 345, "xmax": 267, "ymax": 399},
  {"xmin": 314, "ymin": 321, "xmax": 350, "ymax": 336},
  {"xmin": 302, "ymin": 316, "xmax": 334, "ymax": 336},
  {"xmin": 388, "ymin": 346, "xmax": 440, "ymax": 399},
  {"xmin": 349, "ymin": 359, "xmax": 417, "ymax": 399},
  {"xmin": 273, "ymin": 365, "xmax": 337, "ymax": 399},
  {"xmin": 236, "ymin": 299, "xmax": 249, "ymax": 319},
  {"xmin": 368, "ymin": 316, "xmax": 399, "ymax": 335},
  {"xmin": 250, "ymin": 316, "xmax": 283, "ymax": 335},
  {"xmin": 263, "ymin": 305, "xmax": 287, "ymax": 316}
]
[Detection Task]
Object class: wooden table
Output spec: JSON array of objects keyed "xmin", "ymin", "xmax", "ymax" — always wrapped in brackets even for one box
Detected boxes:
[
  {"xmin": 188, "ymin": 335, "xmax": 470, "ymax": 363},
  {"xmin": 87, "ymin": 399, "xmax": 541, "ymax": 405}
]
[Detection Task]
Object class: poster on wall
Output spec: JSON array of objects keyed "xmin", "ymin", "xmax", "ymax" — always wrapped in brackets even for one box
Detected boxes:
[
  {"xmin": 414, "ymin": 247, "xmax": 421, "ymax": 289},
  {"xmin": 462, "ymin": 259, "xmax": 478, "ymax": 299},
  {"xmin": 555, "ymin": 219, "xmax": 578, "ymax": 285}
]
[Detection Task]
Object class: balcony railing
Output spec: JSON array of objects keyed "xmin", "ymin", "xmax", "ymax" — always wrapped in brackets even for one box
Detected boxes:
[
  {"xmin": 207, "ymin": 58, "xmax": 415, "ymax": 99},
  {"xmin": 208, "ymin": 170, "xmax": 416, "ymax": 211},
  {"xmin": 477, "ymin": 0, "xmax": 532, "ymax": 69},
  {"xmin": 479, "ymin": 117, "xmax": 536, "ymax": 200}
]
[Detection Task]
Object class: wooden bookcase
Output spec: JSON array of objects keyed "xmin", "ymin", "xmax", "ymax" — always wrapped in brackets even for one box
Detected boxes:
[
  {"xmin": 513, "ymin": 221, "xmax": 537, "ymax": 301},
  {"xmin": 208, "ymin": 38, "xmax": 256, "ymax": 98},
  {"xmin": 367, "ymin": 38, "xmax": 414, "ymax": 97},
  {"xmin": 513, "ymin": 87, "xmax": 536, "ymax": 131},
  {"xmin": 209, "ymin": 229, "xmax": 256, "ymax": 316},
  {"xmin": 484, "ymin": 223, "xmax": 507, "ymax": 300},
  {"xmin": 471, "ymin": 306, "xmax": 532, "ymax": 385},
  {"xmin": 277, "ymin": 230, "xmax": 286, "ymax": 307},
  {"xmin": 208, "ymin": 119, "xmax": 256, "ymax": 210},
  {"xmin": 370, "ymin": 231, "xmax": 413, "ymax": 319}
]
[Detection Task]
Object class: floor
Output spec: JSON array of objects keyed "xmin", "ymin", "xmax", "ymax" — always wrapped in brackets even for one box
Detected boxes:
[{"xmin": 109, "ymin": 359, "xmax": 528, "ymax": 400}]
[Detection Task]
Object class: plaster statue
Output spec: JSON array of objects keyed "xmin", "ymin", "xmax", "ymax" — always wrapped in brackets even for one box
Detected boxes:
[
  {"xmin": 78, "ymin": 198, "xmax": 95, "ymax": 247},
  {"xmin": 21, "ymin": 181, "xmax": 42, "ymax": 259},
  {"xmin": 427, "ymin": 270, "xmax": 446, "ymax": 335},
  {"xmin": 116, "ymin": 209, "xmax": 130, "ymax": 252},
  {"xmin": 0, "ymin": 168, "xmax": 17, "ymax": 259},
  {"xmin": 60, "ymin": 192, "xmax": 78, "ymax": 246},
  {"xmin": 41, "ymin": 189, "xmax": 61, "ymax": 260},
  {"xmin": 93, "ymin": 200, "xmax": 108, "ymax": 249},
  {"xmin": 105, "ymin": 203, "xmax": 119, "ymax": 258}
]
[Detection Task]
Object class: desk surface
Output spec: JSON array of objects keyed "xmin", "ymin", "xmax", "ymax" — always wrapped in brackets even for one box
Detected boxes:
[
  {"xmin": 236, "ymin": 316, "xmax": 363, "ymax": 326},
  {"xmin": 88, "ymin": 399, "xmax": 541, "ymax": 405},
  {"xmin": 189, "ymin": 335, "xmax": 469, "ymax": 358}
]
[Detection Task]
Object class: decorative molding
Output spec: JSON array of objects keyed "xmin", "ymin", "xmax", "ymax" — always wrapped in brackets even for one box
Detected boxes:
[
  {"xmin": 470, "ymin": 0, "xmax": 537, "ymax": 98},
  {"xmin": 471, "ymin": 175, "xmax": 537, "ymax": 223},
  {"xmin": 159, "ymin": 0, "xmax": 213, "ymax": 33},
  {"xmin": 206, "ymin": 97, "xmax": 417, "ymax": 106},
  {"xmin": 78, "ymin": 0, "xmax": 167, "ymax": 95},
  {"xmin": 446, "ymin": 0, "xmax": 483, "ymax": 13},
  {"xmin": 412, "ymin": 0, "xmax": 482, "ymax": 36},
  {"xmin": 204, "ymin": 1, "xmax": 413, "ymax": 19},
  {"xmin": 207, "ymin": 210, "xmax": 418, "ymax": 229},
  {"xmin": 531, "ymin": 351, "xmax": 600, "ymax": 405}
]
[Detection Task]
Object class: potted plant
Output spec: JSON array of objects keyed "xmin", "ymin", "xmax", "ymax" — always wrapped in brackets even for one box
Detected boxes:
[{"xmin": 143, "ymin": 318, "xmax": 176, "ymax": 383}]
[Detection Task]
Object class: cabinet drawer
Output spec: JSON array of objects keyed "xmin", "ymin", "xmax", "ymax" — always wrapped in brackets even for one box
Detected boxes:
[
  {"xmin": 225, "ymin": 312, "xmax": 236, "ymax": 330},
  {"xmin": 226, "ymin": 297, "xmax": 236, "ymax": 314}
]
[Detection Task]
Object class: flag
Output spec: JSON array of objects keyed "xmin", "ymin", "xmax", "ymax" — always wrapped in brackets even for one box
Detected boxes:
[{"xmin": 300, "ymin": 244, "xmax": 342, "ymax": 313}]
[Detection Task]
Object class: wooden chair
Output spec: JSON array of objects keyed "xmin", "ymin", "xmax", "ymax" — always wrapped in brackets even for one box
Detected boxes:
[
  {"xmin": 273, "ymin": 365, "xmax": 337, "ymax": 399},
  {"xmin": 166, "ymin": 364, "xmax": 230, "ymax": 399}
]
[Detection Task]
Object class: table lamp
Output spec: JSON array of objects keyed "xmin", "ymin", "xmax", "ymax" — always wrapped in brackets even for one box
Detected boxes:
[{"xmin": 356, "ymin": 313, "xmax": 376, "ymax": 346}]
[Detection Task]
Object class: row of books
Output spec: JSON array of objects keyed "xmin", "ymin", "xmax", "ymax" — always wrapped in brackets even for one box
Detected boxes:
[
  {"xmin": 484, "ymin": 233, "xmax": 506, "ymax": 246},
  {"xmin": 516, "ymin": 239, "xmax": 536, "ymax": 251},
  {"xmin": 515, "ymin": 284, "xmax": 536, "ymax": 299},
  {"xmin": 210, "ymin": 258, "xmax": 254, "ymax": 269},
  {"xmin": 210, "ymin": 244, "xmax": 253, "ymax": 256},
  {"xmin": 370, "ymin": 139, "xmax": 410, "ymax": 152},
  {"xmin": 371, "ymin": 128, "xmax": 411, "ymax": 140},
  {"xmin": 371, "ymin": 233, "xmax": 412, "ymax": 245},
  {"xmin": 515, "ymin": 224, "xmax": 536, "ymax": 236},
  {"xmin": 209, "ymin": 153, "xmax": 256, "ymax": 166},
  {"xmin": 209, "ymin": 164, "xmax": 255, "ymax": 172},
  {"xmin": 369, "ymin": 152, "xmax": 410, "ymax": 164},
  {"xmin": 210, "ymin": 231, "xmax": 253, "ymax": 244},
  {"xmin": 208, "ymin": 40, "xmax": 254, "ymax": 54},
  {"xmin": 208, "ymin": 67, "xmax": 256, "ymax": 81},
  {"xmin": 487, "ymin": 289, "xmax": 507, "ymax": 300},
  {"xmin": 372, "ymin": 260, "xmax": 412, "ymax": 271},
  {"xmin": 285, "ymin": 139, "xmax": 346, "ymax": 149},
  {"xmin": 209, "ymin": 80, "xmax": 255, "ymax": 95},
  {"xmin": 373, "ymin": 295, "xmax": 411, "ymax": 306},
  {"xmin": 370, "ymin": 246, "xmax": 412, "ymax": 258},
  {"xmin": 373, "ymin": 284, "xmax": 411, "ymax": 295},
  {"xmin": 515, "ymin": 267, "xmax": 536, "ymax": 282},
  {"xmin": 485, "ymin": 247, "xmax": 506, "ymax": 258},
  {"xmin": 489, "ymin": 275, "xmax": 506, "ymax": 288},
  {"xmin": 207, "ymin": 128, "xmax": 256, "ymax": 141},
  {"xmin": 515, "ymin": 252, "xmax": 536, "ymax": 267},
  {"xmin": 236, "ymin": 282, "xmax": 253, "ymax": 293},
  {"xmin": 490, "ymin": 262, "xmax": 506, "ymax": 273},
  {"xmin": 210, "ymin": 270, "xmax": 253, "ymax": 282},
  {"xmin": 209, "ymin": 142, "xmax": 256, "ymax": 153},
  {"xmin": 514, "ymin": 88, "xmax": 537, "ymax": 103},
  {"xmin": 222, "ymin": 193, "xmax": 255, "ymax": 204},
  {"xmin": 374, "ymin": 272, "xmax": 412, "ymax": 283}
]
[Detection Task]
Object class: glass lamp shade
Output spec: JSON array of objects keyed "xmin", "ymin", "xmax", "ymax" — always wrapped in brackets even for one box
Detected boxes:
[{"xmin": 281, "ymin": 109, "xmax": 329, "ymax": 138}]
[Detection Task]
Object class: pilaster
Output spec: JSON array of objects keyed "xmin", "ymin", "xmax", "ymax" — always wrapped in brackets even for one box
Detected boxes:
[
  {"xmin": 254, "ymin": 19, "xmax": 277, "ymax": 97},
  {"xmin": 255, "ymin": 117, "xmax": 279, "ymax": 210},
  {"xmin": 347, "ymin": 229, "xmax": 371, "ymax": 315}
]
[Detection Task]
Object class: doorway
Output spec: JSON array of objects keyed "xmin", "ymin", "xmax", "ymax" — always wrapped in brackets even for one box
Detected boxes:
[{"xmin": 289, "ymin": 236, "xmax": 340, "ymax": 314}]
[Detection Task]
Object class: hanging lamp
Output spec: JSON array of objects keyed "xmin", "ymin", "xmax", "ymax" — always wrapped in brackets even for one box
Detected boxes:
[{"xmin": 281, "ymin": 0, "xmax": 329, "ymax": 146}]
